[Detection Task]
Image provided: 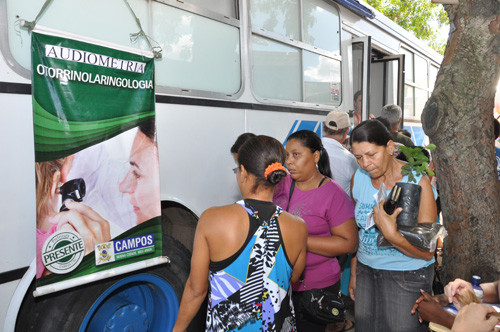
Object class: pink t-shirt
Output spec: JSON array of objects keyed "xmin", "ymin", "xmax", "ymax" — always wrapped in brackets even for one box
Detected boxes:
[
  {"xmin": 36, "ymin": 224, "xmax": 57, "ymax": 279},
  {"xmin": 273, "ymin": 175, "xmax": 355, "ymax": 291}
]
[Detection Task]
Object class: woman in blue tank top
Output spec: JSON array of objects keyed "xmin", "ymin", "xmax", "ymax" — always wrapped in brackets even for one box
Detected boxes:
[
  {"xmin": 173, "ymin": 135, "xmax": 308, "ymax": 332},
  {"xmin": 348, "ymin": 119, "xmax": 437, "ymax": 332}
]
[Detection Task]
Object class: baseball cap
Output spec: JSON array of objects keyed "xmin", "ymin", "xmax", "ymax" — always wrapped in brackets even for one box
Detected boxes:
[{"xmin": 325, "ymin": 110, "xmax": 350, "ymax": 130}]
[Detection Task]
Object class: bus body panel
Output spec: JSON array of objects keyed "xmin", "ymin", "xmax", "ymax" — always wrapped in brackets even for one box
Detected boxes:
[
  {"xmin": 0, "ymin": 92, "xmax": 35, "ymax": 272},
  {"xmin": 156, "ymin": 103, "xmax": 245, "ymax": 215}
]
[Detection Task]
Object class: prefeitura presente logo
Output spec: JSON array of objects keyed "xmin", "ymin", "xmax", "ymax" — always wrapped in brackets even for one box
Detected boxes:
[{"xmin": 42, "ymin": 230, "xmax": 85, "ymax": 274}]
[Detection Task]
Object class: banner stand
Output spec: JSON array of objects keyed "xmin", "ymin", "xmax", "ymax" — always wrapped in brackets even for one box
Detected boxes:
[
  {"xmin": 34, "ymin": 256, "xmax": 170, "ymax": 297},
  {"xmin": 32, "ymin": 28, "xmax": 164, "ymax": 297}
]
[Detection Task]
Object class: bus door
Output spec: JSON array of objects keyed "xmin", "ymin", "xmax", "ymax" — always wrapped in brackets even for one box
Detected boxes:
[
  {"xmin": 351, "ymin": 36, "xmax": 371, "ymax": 124},
  {"xmin": 370, "ymin": 54, "xmax": 405, "ymax": 119},
  {"xmin": 350, "ymin": 36, "xmax": 405, "ymax": 123}
]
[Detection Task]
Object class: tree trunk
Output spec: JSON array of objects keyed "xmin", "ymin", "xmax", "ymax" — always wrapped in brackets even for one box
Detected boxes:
[{"xmin": 421, "ymin": 0, "xmax": 500, "ymax": 284}]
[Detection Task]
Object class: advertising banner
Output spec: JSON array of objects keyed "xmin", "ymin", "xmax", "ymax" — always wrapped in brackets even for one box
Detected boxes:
[{"xmin": 32, "ymin": 29, "xmax": 165, "ymax": 296}]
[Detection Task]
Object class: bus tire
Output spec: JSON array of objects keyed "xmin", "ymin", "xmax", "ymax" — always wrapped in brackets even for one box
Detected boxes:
[
  {"xmin": 15, "ymin": 235, "xmax": 205, "ymax": 331},
  {"xmin": 161, "ymin": 202, "xmax": 198, "ymax": 253}
]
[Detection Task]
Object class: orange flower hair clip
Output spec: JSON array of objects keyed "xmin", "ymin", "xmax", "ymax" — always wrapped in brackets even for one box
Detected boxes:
[{"xmin": 264, "ymin": 162, "xmax": 286, "ymax": 180}]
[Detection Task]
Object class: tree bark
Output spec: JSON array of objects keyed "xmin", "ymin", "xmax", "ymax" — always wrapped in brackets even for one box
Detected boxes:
[{"xmin": 421, "ymin": 0, "xmax": 500, "ymax": 283}]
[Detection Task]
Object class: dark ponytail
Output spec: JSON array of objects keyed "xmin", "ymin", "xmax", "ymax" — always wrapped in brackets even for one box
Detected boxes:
[
  {"xmin": 238, "ymin": 135, "xmax": 287, "ymax": 192},
  {"xmin": 318, "ymin": 147, "xmax": 332, "ymax": 178},
  {"xmin": 287, "ymin": 130, "xmax": 332, "ymax": 178}
]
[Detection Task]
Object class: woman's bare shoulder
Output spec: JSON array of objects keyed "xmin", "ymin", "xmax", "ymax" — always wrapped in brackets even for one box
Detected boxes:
[
  {"xmin": 279, "ymin": 210, "xmax": 304, "ymax": 222},
  {"xmin": 198, "ymin": 204, "xmax": 245, "ymax": 230},
  {"xmin": 279, "ymin": 211, "xmax": 307, "ymax": 234},
  {"xmin": 202, "ymin": 203, "xmax": 240, "ymax": 216}
]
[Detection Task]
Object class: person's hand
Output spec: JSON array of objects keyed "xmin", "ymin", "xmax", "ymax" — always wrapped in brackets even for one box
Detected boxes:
[
  {"xmin": 372, "ymin": 201, "xmax": 403, "ymax": 242},
  {"xmin": 411, "ymin": 289, "xmax": 454, "ymax": 327},
  {"xmin": 52, "ymin": 201, "xmax": 111, "ymax": 255},
  {"xmin": 348, "ymin": 272, "xmax": 356, "ymax": 301},
  {"xmin": 411, "ymin": 290, "xmax": 434, "ymax": 321},
  {"xmin": 445, "ymin": 278, "xmax": 474, "ymax": 310},
  {"xmin": 451, "ymin": 303, "xmax": 500, "ymax": 332}
]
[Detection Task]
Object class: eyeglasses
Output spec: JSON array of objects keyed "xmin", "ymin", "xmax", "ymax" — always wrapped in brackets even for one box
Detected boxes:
[{"xmin": 232, "ymin": 167, "xmax": 238, "ymax": 174}]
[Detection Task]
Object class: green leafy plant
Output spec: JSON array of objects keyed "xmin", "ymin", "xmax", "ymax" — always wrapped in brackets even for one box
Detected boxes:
[{"xmin": 399, "ymin": 144, "xmax": 436, "ymax": 183}]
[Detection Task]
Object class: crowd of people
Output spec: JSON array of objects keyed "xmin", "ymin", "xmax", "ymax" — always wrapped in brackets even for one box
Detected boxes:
[{"xmin": 172, "ymin": 106, "xmax": 500, "ymax": 332}]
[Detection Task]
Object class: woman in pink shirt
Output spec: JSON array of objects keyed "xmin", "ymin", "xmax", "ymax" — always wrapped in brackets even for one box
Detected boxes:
[{"xmin": 274, "ymin": 130, "xmax": 358, "ymax": 331}]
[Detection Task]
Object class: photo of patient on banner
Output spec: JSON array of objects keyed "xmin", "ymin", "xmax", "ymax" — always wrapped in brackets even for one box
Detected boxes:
[{"xmin": 31, "ymin": 29, "xmax": 164, "ymax": 294}]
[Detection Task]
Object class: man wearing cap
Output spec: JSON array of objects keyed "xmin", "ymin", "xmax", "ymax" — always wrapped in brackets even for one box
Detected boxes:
[{"xmin": 322, "ymin": 110, "xmax": 358, "ymax": 197}]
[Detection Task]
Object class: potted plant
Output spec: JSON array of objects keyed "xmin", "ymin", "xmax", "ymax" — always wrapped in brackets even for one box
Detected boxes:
[
  {"xmin": 399, "ymin": 144, "xmax": 436, "ymax": 183},
  {"xmin": 385, "ymin": 144, "xmax": 436, "ymax": 226}
]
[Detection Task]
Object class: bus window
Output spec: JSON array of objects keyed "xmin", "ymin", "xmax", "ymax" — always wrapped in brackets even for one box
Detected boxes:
[
  {"xmin": 415, "ymin": 88, "xmax": 428, "ymax": 118},
  {"xmin": 303, "ymin": 0, "xmax": 341, "ymax": 55},
  {"xmin": 250, "ymin": 0, "xmax": 342, "ymax": 106},
  {"xmin": 4, "ymin": 0, "xmax": 242, "ymax": 96},
  {"xmin": 402, "ymin": 48, "xmax": 432, "ymax": 119},
  {"xmin": 250, "ymin": 0, "xmax": 300, "ymax": 40},
  {"xmin": 181, "ymin": 0, "xmax": 238, "ymax": 18},
  {"xmin": 414, "ymin": 54, "xmax": 428, "ymax": 88},
  {"xmin": 5, "ymin": 0, "xmax": 149, "ymax": 72},
  {"xmin": 429, "ymin": 64, "xmax": 439, "ymax": 90},
  {"xmin": 402, "ymin": 48, "xmax": 414, "ymax": 83},
  {"xmin": 405, "ymin": 85, "xmax": 415, "ymax": 117},
  {"xmin": 304, "ymin": 51, "xmax": 341, "ymax": 104},
  {"xmin": 251, "ymin": 35, "xmax": 302, "ymax": 101},
  {"xmin": 152, "ymin": 3, "xmax": 241, "ymax": 94}
]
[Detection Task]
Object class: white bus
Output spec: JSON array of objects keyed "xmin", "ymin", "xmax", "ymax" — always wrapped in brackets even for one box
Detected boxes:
[{"xmin": 0, "ymin": 0, "xmax": 442, "ymax": 330}]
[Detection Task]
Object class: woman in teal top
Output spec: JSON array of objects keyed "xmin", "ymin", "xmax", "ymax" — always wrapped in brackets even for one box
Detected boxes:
[{"xmin": 348, "ymin": 119, "xmax": 437, "ymax": 332}]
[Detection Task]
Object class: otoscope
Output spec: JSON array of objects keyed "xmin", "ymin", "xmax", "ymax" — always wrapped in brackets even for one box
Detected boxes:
[{"xmin": 59, "ymin": 178, "xmax": 86, "ymax": 212}]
